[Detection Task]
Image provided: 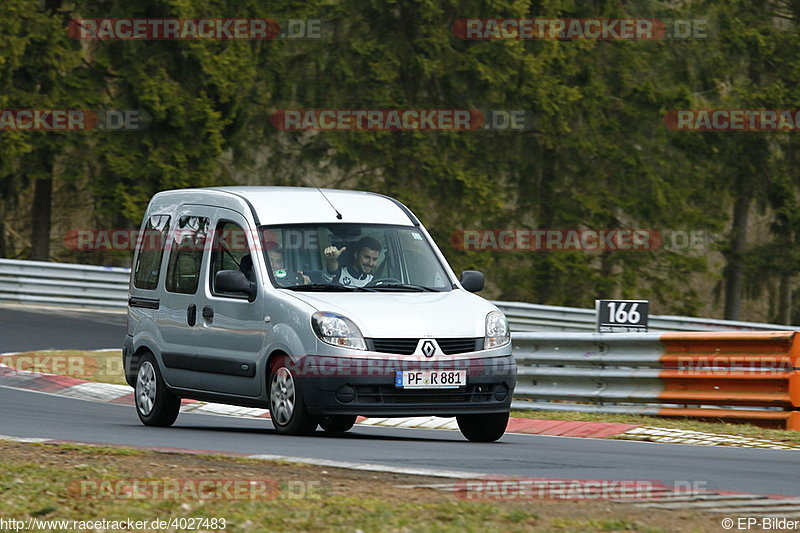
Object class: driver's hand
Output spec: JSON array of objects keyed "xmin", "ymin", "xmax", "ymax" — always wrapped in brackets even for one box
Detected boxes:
[
  {"xmin": 298, "ymin": 271, "xmax": 311, "ymax": 284},
  {"xmin": 324, "ymin": 246, "xmax": 346, "ymax": 258}
]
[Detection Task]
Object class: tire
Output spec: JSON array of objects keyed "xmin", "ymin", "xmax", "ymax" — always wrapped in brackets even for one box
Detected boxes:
[
  {"xmin": 135, "ymin": 353, "xmax": 180, "ymax": 427},
  {"xmin": 268, "ymin": 359, "xmax": 319, "ymax": 435},
  {"xmin": 319, "ymin": 415, "xmax": 357, "ymax": 434},
  {"xmin": 456, "ymin": 411, "xmax": 509, "ymax": 442}
]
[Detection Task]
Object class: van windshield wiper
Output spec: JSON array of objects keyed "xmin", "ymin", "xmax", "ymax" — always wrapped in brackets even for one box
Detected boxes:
[
  {"xmin": 284, "ymin": 283, "xmax": 377, "ymax": 292},
  {"xmin": 368, "ymin": 283, "xmax": 438, "ymax": 292}
]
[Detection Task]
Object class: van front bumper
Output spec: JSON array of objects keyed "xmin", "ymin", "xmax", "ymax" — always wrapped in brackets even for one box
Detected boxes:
[{"xmin": 295, "ymin": 354, "xmax": 516, "ymax": 417}]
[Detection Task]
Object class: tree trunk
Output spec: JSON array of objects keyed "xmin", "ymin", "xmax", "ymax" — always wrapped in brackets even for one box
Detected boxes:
[
  {"xmin": 599, "ymin": 251, "xmax": 620, "ymax": 299},
  {"xmin": 778, "ymin": 274, "xmax": 792, "ymax": 324},
  {"xmin": 723, "ymin": 193, "xmax": 750, "ymax": 320},
  {"xmin": 0, "ymin": 219, "xmax": 6, "ymax": 258},
  {"xmin": 534, "ymin": 148, "xmax": 556, "ymax": 303},
  {"xmin": 30, "ymin": 175, "xmax": 53, "ymax": 261}
]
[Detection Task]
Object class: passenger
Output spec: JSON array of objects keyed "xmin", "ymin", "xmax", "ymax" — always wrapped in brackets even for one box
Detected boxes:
[{"xmin": 323, "ymin": 236, "xmax": 381, "ymax": 287}]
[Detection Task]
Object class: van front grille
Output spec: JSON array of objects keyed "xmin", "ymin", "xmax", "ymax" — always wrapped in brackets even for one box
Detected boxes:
[
  {"xmin": 368, "ymin": 338, "xmax": 483, "ymax": 355},
  {"xmin": 437, "ymin": 338, "xmax": 483, "ymax": 354},
  {"xmin": 353, "ymin": 384, "xmax": 497, "ymax": 404},
  {"xmin": 370, "ymin": 338, "xmax": 417, "ymax": 355}
]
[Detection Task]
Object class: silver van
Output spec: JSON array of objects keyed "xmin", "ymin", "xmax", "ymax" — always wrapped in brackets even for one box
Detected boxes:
[{"xmin": 123, "ymin": 187, "xmax": 516, "ymax": 441}]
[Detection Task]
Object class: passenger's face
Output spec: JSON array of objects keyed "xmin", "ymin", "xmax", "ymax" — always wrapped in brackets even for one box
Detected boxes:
[
  {"xmin": 355, "ymin": 247, "xmax": 379, "ymax": 273},
  {"xmin": 267, "ymin": 249, "xmax": 284, "ymax": 269}
]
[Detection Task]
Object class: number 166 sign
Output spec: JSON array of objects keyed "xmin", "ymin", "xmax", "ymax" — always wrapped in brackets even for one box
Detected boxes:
[{"xmin": 596, "ymin": 300, "xmax": 649, "ymax": 333}]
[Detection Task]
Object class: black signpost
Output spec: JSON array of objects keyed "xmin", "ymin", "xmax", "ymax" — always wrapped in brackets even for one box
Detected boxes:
[{"xmin": 595, "ymin": 299, "xmax": 649, "ymax": 333}]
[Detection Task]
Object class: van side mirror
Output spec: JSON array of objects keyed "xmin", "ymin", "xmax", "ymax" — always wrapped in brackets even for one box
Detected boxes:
[
  {"xmin": 215, "ymin": 270, "xmax": 256, "ymax": 300},
  {"xmin": 459, "ymin": 270, "xmax": 484, "ymax": 293}
]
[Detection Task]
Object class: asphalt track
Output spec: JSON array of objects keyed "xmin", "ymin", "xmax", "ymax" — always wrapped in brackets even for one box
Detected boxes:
[
  {"xmin": 1, "ymin": 305, "xmax": 799, "ymax": 496},
  {"xmin": 0, "ymin": 305, "xmax": 126, "ymax": 352}
]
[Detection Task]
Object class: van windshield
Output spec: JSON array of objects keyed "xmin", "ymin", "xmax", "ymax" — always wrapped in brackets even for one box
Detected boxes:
[{"xmin": 259, "ymin": 224, "xmax": 454, "ymax": 292}]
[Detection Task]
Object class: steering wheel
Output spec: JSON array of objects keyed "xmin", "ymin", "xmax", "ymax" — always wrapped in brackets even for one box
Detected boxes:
[{"xmin": 368, "ymin": 277, "xmax": 402, "ymax": 286}]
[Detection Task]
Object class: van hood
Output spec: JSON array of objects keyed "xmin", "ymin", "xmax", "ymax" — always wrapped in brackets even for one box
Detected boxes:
[{"xmin": 283, "ymin": 289, "xmax": 498, "ymax": 338}]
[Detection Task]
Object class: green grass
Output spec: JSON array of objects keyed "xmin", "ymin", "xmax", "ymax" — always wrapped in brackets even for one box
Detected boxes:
[
  {"xmin": 547, "ymin": 518, "xmax": 662, "ymax": 533},
  {"xmin": 32, "ymin": 442, "xmax": 143, "ymax": 456},
  {"xmin": 510, "ymin": 409, "xmax": 800, "ymax": 445},
  {"xmin": 0, "ymin": 442, "xmax": 688, "ymax": 533}
]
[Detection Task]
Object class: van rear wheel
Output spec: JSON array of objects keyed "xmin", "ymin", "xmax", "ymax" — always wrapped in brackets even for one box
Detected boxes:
[
  {"xmin": 135, "ymin": 353, "xmax": 180, "ymax": 427},
  {"xmin": 269, "ymin": 362, "xmax": 318, "ymax": 435},
  {"xmin": 456, "ymin": 411, "xmax": 509, "ymax": 442}
]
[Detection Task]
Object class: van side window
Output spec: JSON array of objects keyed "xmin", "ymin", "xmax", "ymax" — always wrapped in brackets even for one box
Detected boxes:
[
  {"xmin": 132, "ymin": 215, "xmax": 170, "ymax": 290},
  {"xmin": 210, "ymin": 221, "xmax": 254, "ymax": 296},
  {"xmin": 165, "ymin": 216, "xmax": 209, "ymax": 294}
]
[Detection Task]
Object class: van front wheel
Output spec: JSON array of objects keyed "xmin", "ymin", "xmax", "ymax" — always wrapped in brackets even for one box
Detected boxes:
[
  {"xmin": 269, "ymin": 363, "xmax": 318, "ymax": 435},
  {"xmin": 456, "ymin": 411, "xmax": 509, "ymax": 442}
]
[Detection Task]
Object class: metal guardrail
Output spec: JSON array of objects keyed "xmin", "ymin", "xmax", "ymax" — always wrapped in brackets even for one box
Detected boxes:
[
  {"xmin": 0, "ymin": 259, "xmax": 129, "ymax": 310},
  {"xmin": 1, "ymin": 259, "xmax": 798, "ymax": 332},
  {"xmin": 510, "ymin": 331, "xmax": 800, "ymax": 429}
]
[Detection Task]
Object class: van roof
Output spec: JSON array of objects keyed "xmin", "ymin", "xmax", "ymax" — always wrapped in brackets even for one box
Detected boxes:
[{"xmin": 154, "ymin": 186, "xmax": 419, "ymax": 226}]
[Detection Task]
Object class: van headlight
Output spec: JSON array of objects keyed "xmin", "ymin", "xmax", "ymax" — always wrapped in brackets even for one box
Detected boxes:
[
  {"xmin": 312, "ymin": 312, "xmax": 367, "ymax": 351},
  {"xmin": 485, "ymin": 311, "xmax": 510, "ymax": 349}
]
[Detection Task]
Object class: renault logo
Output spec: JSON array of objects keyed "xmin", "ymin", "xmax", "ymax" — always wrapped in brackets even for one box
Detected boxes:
[{"xmin": 421, "ymin": 340, "xmax": 436, "ymax": 357}]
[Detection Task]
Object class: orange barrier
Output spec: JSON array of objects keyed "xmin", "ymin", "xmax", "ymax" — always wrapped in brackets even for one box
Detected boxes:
[{"xmin": 659, "ymin": 332, "xmax": 800, "ymax": 429}]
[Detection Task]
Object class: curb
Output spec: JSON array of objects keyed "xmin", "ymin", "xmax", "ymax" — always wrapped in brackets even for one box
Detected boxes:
[
  {"xmin": 3, "ymin": 352, "xmax": 798, "ymax": 449},
  {"xmin": 0, "ymin": 358, "xmax": 635, "ymax": 439}
]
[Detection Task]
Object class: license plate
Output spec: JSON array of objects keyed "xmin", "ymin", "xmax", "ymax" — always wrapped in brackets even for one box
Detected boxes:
[{"xmin": 395, "ymin": 370, "xmax": 466, "ymax": 389}]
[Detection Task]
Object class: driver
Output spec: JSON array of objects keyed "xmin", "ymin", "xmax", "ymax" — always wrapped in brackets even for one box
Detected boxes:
[
  {"xmin": 323, "ymin": 236, "xmax": 381, "ymax": 287},
  {"xmin": 265, "ymin": 242, "xmax": 310, "ymax": 286}
]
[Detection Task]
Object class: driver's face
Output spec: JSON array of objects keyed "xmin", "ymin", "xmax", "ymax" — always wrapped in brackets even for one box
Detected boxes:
[
  {"xmin": 355, "ymin": 247, "xmax": 379, "ymax": 274},
  {"xmin": 267, "ymin": 249, "xmax": 284, "ymax": 269}
]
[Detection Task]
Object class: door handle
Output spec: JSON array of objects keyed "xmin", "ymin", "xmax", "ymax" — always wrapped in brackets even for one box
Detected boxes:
[
  {"xmin": 187, "ymin": 304, "xmax": 197, "ymax": 326},
  {"xmin": 202, "ymin": 305, "xmax": 214, "ymax": 322}
]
